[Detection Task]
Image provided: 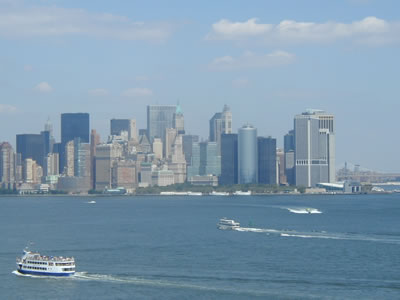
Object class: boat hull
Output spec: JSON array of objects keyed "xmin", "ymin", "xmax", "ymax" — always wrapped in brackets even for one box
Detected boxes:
[{"xmin": 17, "ymin": 269, "xmax": 75, "ymax": 277}]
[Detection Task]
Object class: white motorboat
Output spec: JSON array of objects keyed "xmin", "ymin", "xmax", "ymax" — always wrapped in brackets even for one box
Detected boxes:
[{"xmin": 217, "ymin": 217, "xmax": 240, "ymax": 230}]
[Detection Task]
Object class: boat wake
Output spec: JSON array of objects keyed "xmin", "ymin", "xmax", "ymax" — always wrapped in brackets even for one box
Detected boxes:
[
  {"xmin": 232, "ymin": 227, "xmax": 400, "ymax": 244},
  {"xmin": 286, "ymin": 207, "xmax": 322, "ymax": 214}
]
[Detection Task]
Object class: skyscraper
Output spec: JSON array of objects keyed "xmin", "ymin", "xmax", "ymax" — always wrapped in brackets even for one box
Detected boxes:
[
  {"xmin": 294, "ymin": 109, "xmax": 335, "ymax": 187},
  {"xmin": 110, "ymin": 119, "xmax": 137, "ymax": 141},
  {"xmin": 173, "ymin": 103, "xmax": 185, "ymax": 135},
  {"xmin": 182, "ymin": 135, "xmax": 199, "ymax": 166},
  {"xmin": 16, "ymin": 132, "xmax": 49, "ymax": 168},
  {"xmin": 146, "ymin": 105, "xmax": 176, "ymax": 143},
  {"xmin": 0, "ymin": 142, "xmax": 15, "ymax": 188},
  {"xmin": 238, "ymin": 124, "xmax": 258, "ymax": 184},
  {"xmin": 90, "ymin": 129, "xmax": 101, "ymax": 189},
  {"xmin": 257, "ymin": 137, "xmax": 276, "ymax": 185},
  {"xmin": 220, "ymin": 133, "xmax": 238, "ymax": 185},
  {"xmin": 61, "ymin": 113, "xmax": 89, "ymax": 172},
  {"xmin": 209, "ymin": 104, "xmax": 232, "ymax": 153},
  {"xmin": 187, "ymin": 141, "xmax": 221, "ymax": 179},
  {"xmin": 284, "ymin": 129, "xmax": 295, "ymax": 185}
]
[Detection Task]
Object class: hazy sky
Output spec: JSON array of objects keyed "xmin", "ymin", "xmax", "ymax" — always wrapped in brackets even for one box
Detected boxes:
[{"xmin": 1, "ymin": 0, "xmax": 399, "ymax": 172}]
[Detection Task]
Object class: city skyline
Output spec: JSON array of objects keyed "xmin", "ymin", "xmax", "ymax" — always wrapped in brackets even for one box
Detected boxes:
[{"xmin": 1, "ymin": 0, "xmax": 400, "ymax": 172}]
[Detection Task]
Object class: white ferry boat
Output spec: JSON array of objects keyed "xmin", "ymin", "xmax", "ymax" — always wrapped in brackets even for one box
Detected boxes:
[
  {"xmin": 217, "ymin": 217, "xmax": 240, "ymax": 230},
  {"xmin": 16, "ymin": 249, "xmax": 75, "ymax": 277},
  {"xmin": 233, "ymin": 190, "xmax": 252, "ymax": 196},
  {"xmin": 211, "ymin": 191, "xmax": 229, "ymax": 196}
]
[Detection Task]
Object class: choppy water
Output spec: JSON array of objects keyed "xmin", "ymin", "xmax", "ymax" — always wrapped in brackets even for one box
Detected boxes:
[{"xmin": 1, "ymin": 194, "xmax": 400, "ymax": 299}]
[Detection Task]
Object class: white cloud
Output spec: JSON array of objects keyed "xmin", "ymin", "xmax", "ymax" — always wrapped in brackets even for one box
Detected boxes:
[
  {"xmin": 88, "ymin": 88, "xmax": 109, "ymax": 97},
  {"xmin": 0, "ymin": 3, "xmax": 172, "ymax": 42},
  {"xmin": 207, "ymin": 17, "xmax": 399, "ymax": 45},
  {"xmin": 121, "ymin": 88, "xmax": 153, "ymax": 98},
  {"xmin": 0, "ymin": 104, "xmax": 16, "ymax": 113},
  {"xmin": 209, "ymin": 51, "xmax": 295, "ymax": 71},
  {"xmin": 34, "ymin": 81, "xmax": 52, "ymax": 93}
]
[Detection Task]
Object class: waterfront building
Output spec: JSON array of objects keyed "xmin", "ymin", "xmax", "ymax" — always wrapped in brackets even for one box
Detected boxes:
[
  {"xmin": 151, "ymin": 167, "xmax": 174, "ymax": 186},
  {"xmin": 61, "ymin": 113, "xmax": 89, "ymax": 172},
  {"xmin": 276, "ymin": 148, "xmax": 286, "ymax": 185},
  {"xmin": 146, "ymin": 105, "xmax": 176, "ymax": 143},
  {"xmin": 294, "ymin": 109, "xmax": 335, "ymax": 187},
  {"xmin": 0, "ymin": 142, "xmax": 15, "ymax": 189},
  {"xmin": 257, "ymin": 137, "xmax": 277, "ymax": 185},
  {"xmin": 111, "ymin": 160, "xmax": 136, "ymax": 190},
  {"xmin": 238, "ymin": 124, "xmax": 258, "ymax": 184},
  {"xmin": 90, "ymin": 129, "xmax": 101, "ymax": 189},
  {"xmin": 23, "ymin": 158, "xmax": 42, "ymax": 184},
  {"xmin": 110, "ymin": 119, "xmax": 137, "ymax": 142},
  {"xmin": 188, "ymin": 175, "xmax": 218, "ymax": 186},
  {"xmin": 209, "ymin": 104, "xmax": 232, "ymax": 154},
  {"xmin": 74, "ymin": 138, "xmax": 90, "ymax": 178},
  {"xmin": 220, "ymin": 133, "xmax": 238, "ymax": 185},
  {"xmin": 187, "ymin": 141, "xmax": 221, "ymax": 180},
  {"xmin": 65, "ymin": 140, "xmax": 74, "ymax": 176}
]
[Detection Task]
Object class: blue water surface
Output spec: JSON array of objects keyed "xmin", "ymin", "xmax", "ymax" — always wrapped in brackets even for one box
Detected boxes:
[{"xmin": 0, "ymin": 193, "xmax": 399, "ymax": 299}]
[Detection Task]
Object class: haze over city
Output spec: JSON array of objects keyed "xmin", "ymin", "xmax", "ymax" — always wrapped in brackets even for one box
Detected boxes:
[{"xmin": 1, "ymin": 0, "xmax": 399, "ymax": 172}]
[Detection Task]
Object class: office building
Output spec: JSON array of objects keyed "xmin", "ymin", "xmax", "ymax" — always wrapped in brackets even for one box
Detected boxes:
[
  {"xmin": 238, "ymin": 124, "xmax": 258, "ymax": 184},
  {"xmin": 173, "ymin": 103, "xmax": 185, "ymax": 134},
  {"xmin": 209, "ymin": 104, "xmax": 232, "ymax": 153},
  {"xmin": 294, "ymin": 109, "xmax": 335, "ymax": 187},
  {"xmin": 257, "ymin": 137, "xmax": 276, "ymax": 185},
  {"xmin": 95, "ymin": 143, "xmax": 123, "ymax": 190},
  {"xmin": 168, "ymin": 135, "xmax": 187, "ymax": 184},
  {"xmin": 74, "ymin": 138, "xmax": 90, "ymax": 178},
  {"xmin": 0, "ymin": 142, "xmax": 15, "ymax": 188},
  {"xmin": 182, "ymin": 135, "xmax": 199, "ymax": 166},
  {"xmin": 60, "ymin": 113, "xmax": 89, "ymax": 172},
  {"xmin": 152, "ymin": 138, "xmax": 163, "ymax": 160},
  {"xmin": 146, "ymin": 105, "xmax": 176, "ymax": 143},
  {"xmin": 16, "ymin": 132, "xmax": 49, "ymax": 168},
  {"xmin": 110, "ymin": 119, "xmax": 137, "ymax": 142},
  {"xmin": 220, "ymin": 133, "xmax": 238, "ymax": 185},
  {"xmin": 187, "ymin": 141, "xmax": 221, "ymax": 179},
  {"xmin": 90, "ymin": 129, "xmax": 101, "ymax": 189}
]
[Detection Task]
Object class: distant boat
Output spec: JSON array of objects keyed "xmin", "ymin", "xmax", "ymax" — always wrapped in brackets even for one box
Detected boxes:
[
  {"xmin": 210, "ymin": 191, "xmax": 229, "ymax": 196},
  {"xmin": 187, "ymin": 192, "xmax": 202, "ymax": 196},
  {"xmin": 217, "ymin": 217, "xmax": 240, "ymax": 230},
  {"xmin": 233, "ymin": 191, "xmax": 251, "ymax": 196},
  {"xmin": 16, "ymin": 249, "xmax": 75, "ymax": 277},
  {"xmin": 87, "ymin": 200, "xmax": 96, "ymax": 204}
]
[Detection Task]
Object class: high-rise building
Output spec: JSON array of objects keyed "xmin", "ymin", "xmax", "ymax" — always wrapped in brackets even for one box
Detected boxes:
[
  {"xmin": 44, "ymin": 118, "xmax": 55, "ymax": 153},
  {"xmin": 276, "ymin": 148, "xmax": 286, "ymax": 185},
  {"xmin": 44, "ymin": 153, "xmax": 59, "ymax": 176},
  {"xmin": 187, "ymin": 141, "xmax": 221, "ymax": 179},
  {"xmin": 220, "ymin": 133, "xmax": 238, "ymax": 185},
  {"xmin": 65, "ymin": 140, "xmax": 75, "ymax": 176},
  {"xmin": 182, "ymin": 135, "xmax": 199, "ymax": 166},
  {"xmin": 165, "ymin": 128, "xmax": 177, "ymax": 159},
  {"xmin": 95, "ymin": 143, "xmax": 123, "ymax": 190},
  {"xmin": 152, "ymin": 138, "xmax": 163, "ymax": 160},
  {"xmin": 74, "ymin": 138, "xmax": 90, "ymax": 178},
  {"xmin": 61, "ymin": 113, "xmax": 89, "ymax": 172},
  {"xmin": 284, "ymin": 129, "xmax": 295, "ymax": 185},
  {"xmin": 168, "ymin": 135, "xmax": 187, "ymax": 184},
  {"xmin": 0, "ymin": 142, "xmax": 15, "ymax": 189},
  {"xmin": 238, "ymin": 124, "xmax": 258, "ymax": 184},
  {"xmin": 294, "ymin": 109, "xmax": 335, "ymax": 187},
  {"xmin": 90, "ymin": 129, "xmax": 101, "ymax": 189},
  {"xmin": 257, "ymin": 137, "xmax": 276, "ymax": 185},
  {"xmin": 146, "ymin": 105, "xmax": 176, "ymax": 143},
  {"xmin": 209, "ymin": 104, "xmax": 232, "ymax": 153},
  {"xmin": 173, "ymin": 103, "xmax": 185, "ymax": 135},
  {"xmin": 111, "ymin": 160, "xmax": 136, "ymax": 190},
  {"xmin": 16, "ymin": 132, "xmax": 49, "ymax": 168},
  {"xmin": 110, "ymin": 119, "xmax": 137, "ymax": 142}
]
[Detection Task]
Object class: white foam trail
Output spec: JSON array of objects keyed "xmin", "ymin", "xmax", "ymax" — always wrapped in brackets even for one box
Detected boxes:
[{"xmin": 286, "ymin": 207, "xmax": 322, "ymax": 214}]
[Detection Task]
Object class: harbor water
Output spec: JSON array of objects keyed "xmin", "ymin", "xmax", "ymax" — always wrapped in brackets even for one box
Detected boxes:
[{"xmin": 0, "ymin": 193, "xmax": 399, "ymax": 299}]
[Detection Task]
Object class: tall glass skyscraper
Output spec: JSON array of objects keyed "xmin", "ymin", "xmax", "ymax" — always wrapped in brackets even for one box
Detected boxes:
[
  {"xmin": 257, "ymin": 137, "xmax": 276, "ymax": 185},
  {"xmin": 16, "ymin": 132, "xmax": 50, "ymax": 168},
  {"xmin": 61, "ymin": 113, "xmax": 90, "ymax": 172},
  {"xmin": 146, "ymin": 105, "xmax": 176, "ymax": 143},
  {"xmin": 187, "ymin": 141, "xmax": 221, "ymax": 179},
  {"xmin": 220, "ymin": 133, "xmax": 238, "ymax": 185},
  {"xmin": 238, "ymin": 124, "xmax": 258, "ymax": 184}
]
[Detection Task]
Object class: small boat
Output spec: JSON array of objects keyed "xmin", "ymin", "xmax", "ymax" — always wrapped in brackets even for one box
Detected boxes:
[
  {"xmin": 233, "ymin": 191, "xmax": 251, "ymax": 196},
  {"xmin": 16, "ymin": 249, "xmax": 75, "ymax": 277},
  {"xmin": 211, "ymin": 191, "xmax": 229, "ymax": 196},
  {"xmin": 87, "ymin": 200, "xmax": 96, "ymax": 204},
  {"xmin": 217, "ymin": 217, "xmax": 240, "ymax": 230}
]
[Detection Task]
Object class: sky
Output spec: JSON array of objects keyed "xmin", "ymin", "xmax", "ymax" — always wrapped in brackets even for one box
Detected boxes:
[{"xmin": 1, "ymin": 0, "xmax": 399, "ymax": 172}]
